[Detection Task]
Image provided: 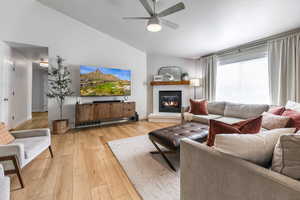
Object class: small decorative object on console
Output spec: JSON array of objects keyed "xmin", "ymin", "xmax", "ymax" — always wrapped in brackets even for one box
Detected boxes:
[{"xmin": 158, "ymin": 66, "xmax": 182, "ymax": 81}]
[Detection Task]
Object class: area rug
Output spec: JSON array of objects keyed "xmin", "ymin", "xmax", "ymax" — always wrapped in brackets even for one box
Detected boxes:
[{"xmin": 108, "ymin": 135, "xmax": 180, "ymax": 200}]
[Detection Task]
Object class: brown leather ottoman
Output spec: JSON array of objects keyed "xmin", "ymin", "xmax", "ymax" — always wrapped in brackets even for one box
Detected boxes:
[{"xmin": 148, "ymin": 122, "xmax": 208, "ymax": 171}]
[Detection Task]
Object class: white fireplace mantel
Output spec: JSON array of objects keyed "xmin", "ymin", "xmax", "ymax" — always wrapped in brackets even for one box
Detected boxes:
[{"xmin": 148, "ymin": 84, "xmax": 192, "ymax": 122}]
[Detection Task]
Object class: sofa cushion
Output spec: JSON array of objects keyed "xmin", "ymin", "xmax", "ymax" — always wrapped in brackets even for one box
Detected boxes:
[
  {"xmin": 0, "ymin": 122, "xmax": 15, "ymax": 145},
  {"xmin": 12, "ymin": 136, "xmax": 50, "ymax": 159},
  {"xmin": 189, "ymin": 99, "xmax": 208, "ymax": 115},
  {"xmin": 214, "ymin": 128, "xmax": 296, "ymax": 167},
  {"xmin": 272, "ymin": 134, "xmax": 300, "ymax": 179},
  {"xmin": 207, "ymin": 116, "xmax": 262, "ymax": 146},
  {"xmin": 0, "ymin": 176, "xmax": 10, "ymax": 200},
  {"xmin": 192, "ymin": 114, "xmax": 222, "ymax": 124},
  {"xmin": 215, "ymin": 117, "xmax": 244, "ymax": 124},
  {"xmin": 207, "ymin": 101, "xmax": 226, "ymax": 115},
  {"xmin": 224, "ymin": 102, "xmax": 269, "ymax": 119},
  {"xmin": 262, "ymin": 112, "xmax": 290, "ymax": 130}
]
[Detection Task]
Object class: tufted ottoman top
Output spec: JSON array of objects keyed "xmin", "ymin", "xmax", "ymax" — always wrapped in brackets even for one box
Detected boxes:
[{"xmin": 149, "ymin": 122, "xmax": 209, "ymax": 151}]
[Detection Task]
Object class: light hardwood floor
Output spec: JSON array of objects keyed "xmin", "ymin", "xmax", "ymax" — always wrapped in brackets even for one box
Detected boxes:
[{"xmin": 11, "ymin": 113, "xmax": 176, "ymax": 200}]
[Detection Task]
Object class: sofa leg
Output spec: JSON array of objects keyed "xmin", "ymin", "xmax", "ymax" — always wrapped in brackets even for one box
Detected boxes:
[
  {"xmin": 150, "ymin": 139, "xmax": 176, "ymax": 171},
  {"xmin": 48, "ymin": 146, "xmax": 54, "ymax": 158}
]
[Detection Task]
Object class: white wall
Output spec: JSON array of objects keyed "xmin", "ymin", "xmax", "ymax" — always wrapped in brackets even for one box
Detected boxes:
[
  {"xmin": 146, "ymin": 54, "xmax": 199, "ymax": 114},
  {"xmin": 0, "ymin": 0, "xmax": 147, "ymax": 127},
  {"xmin": 0, "ymin": 42, "xmax": 32, "ymax": 128}
]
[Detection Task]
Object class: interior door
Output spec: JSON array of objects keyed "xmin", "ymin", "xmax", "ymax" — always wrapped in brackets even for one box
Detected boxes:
[
  {"xmin": 0, "ymin": 43, "xmax": 16, "ymax": 129},
  {"xmin": 0, "ymin": 50, "xmax": 13, "ymax": 128}
]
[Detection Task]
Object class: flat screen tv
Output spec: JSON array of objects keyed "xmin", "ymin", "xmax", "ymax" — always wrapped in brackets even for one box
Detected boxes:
[{"xmin": 80, "ymin": 65, "xmax": 131, "ymax": 97}]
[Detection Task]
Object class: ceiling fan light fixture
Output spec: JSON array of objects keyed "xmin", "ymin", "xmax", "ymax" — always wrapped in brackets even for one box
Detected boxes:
[{"xmin": 147, "ymin": 17, "xmax": 162, "ymax": 32}]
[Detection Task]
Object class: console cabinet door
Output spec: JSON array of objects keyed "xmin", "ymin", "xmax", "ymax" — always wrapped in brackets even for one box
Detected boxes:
[
  {"xmin": 110, "ymin": 103, "xmax": 123, "ymax": 119},
  {"xmin": 94, "ymin": 103, "xmax": 111, "ymax": 120},
  {"xmin": 123, "ymin": 102, "xmax": 135, "ymax": 117},
  {"xmin": 76, "ymin": 104, "xmax": 94, "ymax": 123}
]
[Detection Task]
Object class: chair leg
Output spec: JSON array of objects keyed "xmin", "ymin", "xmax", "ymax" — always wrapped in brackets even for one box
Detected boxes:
[
  {"xmin": 11, "ymin": 156, "xmax": 24, "ymax": 189},
  {"xmin": 48, "ymin": 146, "xmax": 54, "ymax": 158},
  {"xmin": 0, "ymin": 155, "xmax": 25, "ymax": 188},
  {"xmin": 150, "ymin": 139, "xmax": 176, "ymax": 171}
]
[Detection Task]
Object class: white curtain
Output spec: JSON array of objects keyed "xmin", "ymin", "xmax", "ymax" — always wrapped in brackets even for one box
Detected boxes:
[
  {"xmin": 200, "ymin": 55, "xmax": 217, "ymax": 101},
  {"xmin": 268, "ymin": 33, "xmax": 300, "ymax": 105}
]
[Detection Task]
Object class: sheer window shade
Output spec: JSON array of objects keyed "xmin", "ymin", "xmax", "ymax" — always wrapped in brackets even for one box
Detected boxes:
[{"xmin": 216, "ymin": 44, "xmax": 270, "ymax": 104}]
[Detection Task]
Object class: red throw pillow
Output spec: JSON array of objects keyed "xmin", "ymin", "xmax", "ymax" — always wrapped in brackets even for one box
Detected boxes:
[
  {"xmin": 268, "ymin": 106, "xmax": 285, "ymax": 115},
  {"xmin": 233, "ymin": 116, "xmax": 263, "ymax": 133},
  {"xmin": 207, "ymin": 116, "xmax": 263, "ymax": 146},
  {"xmin": 189, "ymin": 99, "xmax": 208, "ymax": 115},
  {"xmin": 282, "ymin": 109, "xmax": 300, "ymax": 130}
]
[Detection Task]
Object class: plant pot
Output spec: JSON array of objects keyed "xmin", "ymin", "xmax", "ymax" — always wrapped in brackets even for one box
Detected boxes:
[{"xmin": 52, "ymin": 119, "xmax": 69, "ymax": 135}]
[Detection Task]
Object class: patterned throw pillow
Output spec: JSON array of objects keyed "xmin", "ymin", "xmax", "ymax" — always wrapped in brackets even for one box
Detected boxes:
[
  {"xmin": 262, "ymin": 112, "xmax": 290, "ymax": 130},
  {"xmin": 0, "ymin": 122, "xmax": 15, "ymax": 145},
  {"xmin": 282, "ymin": 109, "xmax": 300, "ymax": 130},
  {"xmin": 207, "ymin": 116, "xmax": 262, "ymax": 146},
  {"xmin": 189, "ymin": 99, "xmax": 208, "ymax": 115}
]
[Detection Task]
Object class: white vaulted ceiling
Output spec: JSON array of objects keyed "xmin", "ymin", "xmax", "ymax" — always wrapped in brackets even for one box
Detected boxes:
[{"xmin": 37, "ymin": 0, "xmax": 300, "ymax": 58}]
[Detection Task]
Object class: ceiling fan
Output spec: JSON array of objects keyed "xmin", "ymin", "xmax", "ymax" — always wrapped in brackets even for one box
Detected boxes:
[{"xmin": 123, "ymin": 0, "xmax": 185, "ymax": 32}]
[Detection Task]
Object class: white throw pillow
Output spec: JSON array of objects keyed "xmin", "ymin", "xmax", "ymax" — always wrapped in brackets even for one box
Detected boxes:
[
  {"xmin": 272, "ymin": 134, "xmax": 300, "ymax": 180},
  {"xmin": 183, "ymin": 112, "xmax": 193, "ymax": 121},
  {"xmin": 286, "ymin": 101, "xmax": 300, "ymax": 112},
  {"xmin": 214, "ymin": 128, "xmax": 296, "ymax": 167},
  {"xmin": 262, "ymin": 112, "xmax": 290, "ymax": 130}
]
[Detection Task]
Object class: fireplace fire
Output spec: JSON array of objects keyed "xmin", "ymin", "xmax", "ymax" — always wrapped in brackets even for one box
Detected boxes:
[{"xmin": 159, "ymin": 91, "xmax": 182, "ymax": 113}]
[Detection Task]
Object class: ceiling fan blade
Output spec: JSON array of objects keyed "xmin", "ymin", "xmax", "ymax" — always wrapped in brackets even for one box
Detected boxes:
[
  {"xmin": 158, "ymin": 2, "xmax": 185, "ymax": 17},
  {"xmin": 139, "ymin": 0, "xmax": 154, "ymax": 16},
  {"xmin": 123, "ymin": 17, "xmax": 151, "ymax": 20},
  {"xmin": 161, "ymin": 19, "xmax": 179, "ymax": 29}
]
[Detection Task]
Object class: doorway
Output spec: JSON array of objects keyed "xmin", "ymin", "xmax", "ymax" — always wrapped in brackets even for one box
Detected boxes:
[{"xmin": 0, "ymin": 41, "xmax": 49, "ymax": 129}]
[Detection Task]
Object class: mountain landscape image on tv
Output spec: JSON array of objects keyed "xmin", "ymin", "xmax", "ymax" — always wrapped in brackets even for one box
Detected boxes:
[{"xmin": 80, "ymin": 66, "xmax": 131, "ymax": 96}]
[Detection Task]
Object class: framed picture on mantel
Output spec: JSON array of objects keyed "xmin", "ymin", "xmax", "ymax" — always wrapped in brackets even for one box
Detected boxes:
[{"xmin": 153, "ymin": 75, "xmax": 164, "ymax": 82}]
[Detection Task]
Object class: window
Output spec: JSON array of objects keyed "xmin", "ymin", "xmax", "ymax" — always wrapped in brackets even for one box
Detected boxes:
[{"xmin": 216, "ymin": 56, "xmax": 270, "ymax": 104}]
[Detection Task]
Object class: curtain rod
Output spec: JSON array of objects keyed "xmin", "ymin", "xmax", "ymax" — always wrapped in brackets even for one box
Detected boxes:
[{"xmin": 201, "ymin": 27, "xmax": 300, "ymax": 59}]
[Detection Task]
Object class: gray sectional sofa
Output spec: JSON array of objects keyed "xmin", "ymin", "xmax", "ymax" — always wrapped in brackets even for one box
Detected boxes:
[
  {"xmin": 184, "ymin": 101, "xmax": 269, "ymax": 124},
  {"xmin": 181, "ymin": 101, "xmax": 300, "ymax": 200},
  {"xmin": 181, "ymin": 139, "xmax": 300, "ymax": 200},
  {"xmin": 0, "ymin": 164, "xmax": 10, "ymax": 200}
]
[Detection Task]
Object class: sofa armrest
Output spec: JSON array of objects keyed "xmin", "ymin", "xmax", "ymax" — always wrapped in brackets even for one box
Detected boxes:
[
  {"xmin": 11, "ymin": 128, "xmax": 51, "ymax": 138},
  {"xmin": 180, "ymin": 139, "xmax": 300, "ymax": 200}
]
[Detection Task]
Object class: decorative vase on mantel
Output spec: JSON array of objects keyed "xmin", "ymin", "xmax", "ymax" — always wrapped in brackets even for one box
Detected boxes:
[{"xmin": 181, "ymin": 72, "xmax": 189, "ymax": 81}]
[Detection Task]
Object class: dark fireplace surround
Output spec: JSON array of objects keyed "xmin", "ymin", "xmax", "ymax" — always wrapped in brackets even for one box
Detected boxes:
[{"xmin": 159, "ymin": 91, "xmax": 182, "ymax": 113}]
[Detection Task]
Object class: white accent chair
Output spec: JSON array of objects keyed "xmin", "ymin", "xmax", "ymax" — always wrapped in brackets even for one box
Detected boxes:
[
  {"xmin": 0, "ymin": 128, "xmax": 53, "ymax": 188},
  {"xmin": 0, "ymin": 164, "xmax": 10, "ymax": 200}
]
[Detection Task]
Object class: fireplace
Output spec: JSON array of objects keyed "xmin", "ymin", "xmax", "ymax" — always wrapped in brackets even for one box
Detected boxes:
[{"xmin": 159, "ymin": 91, "xmax": 182, "ymax": 113}]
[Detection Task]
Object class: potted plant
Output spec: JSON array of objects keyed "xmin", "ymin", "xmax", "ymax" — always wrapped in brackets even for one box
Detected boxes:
[{"xmin": 47, "ymin": 56, "xmax": 74, "ymax": 134}]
